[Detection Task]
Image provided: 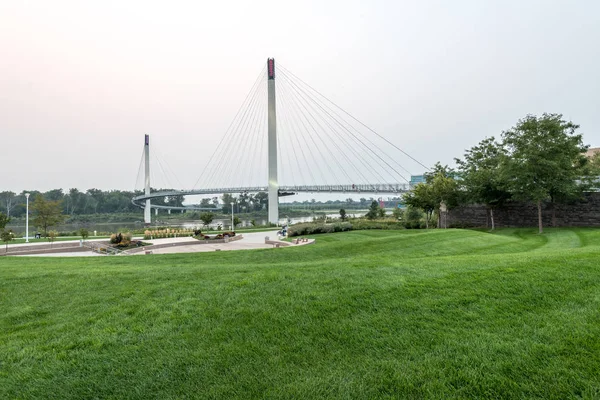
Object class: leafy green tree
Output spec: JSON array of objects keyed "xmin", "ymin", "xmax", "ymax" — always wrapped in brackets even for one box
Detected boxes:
[
  {"xmin": 79, "ymin": 228, "xmax": 89, "ymax": 239},
  {"xmin": 47, "ymin": 230, "xmax": 58, "ymax": 248},
  {"xmin": 339, "ymin": 208, "xmax": 347, "ymax": 221},
  {"xmin": 233, "ymin": 216, "xmax": 241, "ymax": 228},
  {"xmin": 1, "ymin": 229, "xmax": 14, "ymax": 252},
  {"xmin": 456, "ymin": 137, "xmax": 511, "ymax": 230},
  {"xmin": 404, "ymin": 163, "xmax": 459, "ymax": 228},
  {"xmin": 501, "ymin": 114, "xmax": 589, "ymax": 233},
  {"xmin": 403, "ymin": 206, "xmax": 424, "ymax": 228},
  {"xmin": 365, "ymin": 200, "xmax": 380, "ymax": 220},
  {"xmin": 0, "ymin": 191, "xmax": 18, "ymax": 218},
  {"xmin": 199, "ymin": 212, "xmax": 215, "ymax": 231},
  {"xmin": 392, "ymin": 207, "xmax": 404, "ymax": 221},
  {"xmin": 403, "ymin": 184, "xmax": 436, "ymax": 228},
  {"xmin": 0, "ymin": 212, "xmax": 9, "ymax": 230},
  {"xmin": 221, "ymin": 194, "xmax": 235, "ymax": 213},
  {"xmin": 31, "ymin": 195, "xmax": 66, "ymax": 236},
  {"xmin": 200, "ymin": 198, "xmax": 212, "ymax": 208}
]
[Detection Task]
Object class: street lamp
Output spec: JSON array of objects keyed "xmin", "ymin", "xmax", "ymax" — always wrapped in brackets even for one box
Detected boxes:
[
  {"xmin": 230, "ymin": 202, "xmax": 234, "ymax": 232},
  {"xmin": 25, "ymin": 193, "xmax": 30, "ymax": 243}
]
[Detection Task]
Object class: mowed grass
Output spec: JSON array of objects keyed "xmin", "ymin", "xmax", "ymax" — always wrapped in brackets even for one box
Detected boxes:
[{"xmin": 1, "ymin": 228, "xmax": 599, "ymax": 399}]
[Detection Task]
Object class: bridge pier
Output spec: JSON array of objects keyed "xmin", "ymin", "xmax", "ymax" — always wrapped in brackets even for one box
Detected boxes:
[{"xmin": 155, "ymin": 208, "xmax": 158, "ymax": 216}]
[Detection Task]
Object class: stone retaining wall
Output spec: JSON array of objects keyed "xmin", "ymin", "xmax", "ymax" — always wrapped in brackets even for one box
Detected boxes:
[{"xmin": 447, "ymin": 192, "xmax": 600, "ymax": 228}]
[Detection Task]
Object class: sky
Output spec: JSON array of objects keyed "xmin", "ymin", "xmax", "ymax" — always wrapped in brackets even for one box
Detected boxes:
[{"xmin": 1, "ymin": 0, "xmax": 599, "ymax": 194}]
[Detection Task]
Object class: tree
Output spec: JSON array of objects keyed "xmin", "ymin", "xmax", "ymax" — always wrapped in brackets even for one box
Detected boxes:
[
  {"xmin": 233, "ymin": 216, "xmax": 241, "ymax": 228},
  {"xmin": 200, "ymin": 198, "xmax": 213, "ymax": 208},
  {"xmin": 79, "ymin": 228, "xmax": 89, "ymax": 239},
  {"xmin": 47, "ymin": 230, "xmax": 58, "ymax": 248},
  {"xmin": 31, "ymin": 195, "xmax": 66, "ymax": 236},
  {"xmin": 339, "ymin": 208, "xmax": 347, "ymax": 221},
  {"xmin": 456, "ymin": 137, "xmax": 511, "ymax": 230},
  {"xmin": 404, "ymin": 163, "xmax": 460, "ymax": 228},
  {"xmin": 392, "ymin": 207, "xmax": 404, "ymax": 221},
  {"xmin": 501, "ymin": 114, "xmax": 589, "ymax": 234},
  {"xmin": 1, "ymin": 229, "xmax": 14, "ymax": 252},
  {"xmin": 199, "ymin": 212, "xmax": 215, "ymax": 231},
  {"xmin": 403, "ymin": 184, "xmax": 436, "ymax": 228},
  {"xmin": 0, "ymin": 191, "xmax": 18, "ymax": 218},
  {"xmin": 0, "ymin": 212, "xmax": 9, "ymax": 231},
  {"xmin": 365, "ymin": 200, "xmax": 380, "ymax": 220}
]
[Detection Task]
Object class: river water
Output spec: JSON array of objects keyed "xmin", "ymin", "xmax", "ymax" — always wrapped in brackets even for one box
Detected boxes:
[{"xmin": 7, "ymin": 212, "xmax": 366, "ymax": 234}]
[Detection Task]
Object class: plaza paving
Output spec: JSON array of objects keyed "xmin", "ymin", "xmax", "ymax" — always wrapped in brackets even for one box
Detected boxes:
[{"xmin": 9, "ymin": 231, "xmax": 312, "ymax": 257}]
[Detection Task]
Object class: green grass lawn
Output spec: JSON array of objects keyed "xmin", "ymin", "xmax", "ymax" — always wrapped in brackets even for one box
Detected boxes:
[{"xmin": 1, "ymin": 228, "xmax": 599, "ymax": 399}]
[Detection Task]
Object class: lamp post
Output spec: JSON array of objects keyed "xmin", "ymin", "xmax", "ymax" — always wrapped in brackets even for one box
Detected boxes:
[
  {"xmin": 25, "ymin": 193, "xmax": 30, "ymax": 243},
  {"xmin": 230, "ymin": 202, "xmax": 234, "ymax": 232}
]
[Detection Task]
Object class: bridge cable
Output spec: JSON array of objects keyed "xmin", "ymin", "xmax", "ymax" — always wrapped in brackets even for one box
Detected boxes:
[
  {"xmin": 200, "ymin": 68, "xmax": 266, "ymax": 189},
  {"xmin": 277, "ymin": 81, "xmax": 309, "ymax": 186},
  {"xmin": 215, "ymin": 73, "xmax": 266, "ymax": 189},
  {"xmin": 279, "ymin": 63, "xmax": 430, "ymax": 172},
  {"xmin": 278, "ymin": 70, "xmax": 385, "ymax": 188},
  {"xmin": 134, "ymin": 146, "xmax": 146, "ymax": 192},
  {"xmin": 192, "ymin": 65, "xmax": 266, "ymax": 190},
  {"xmin": 275, "ymin": 75, "xmax": 330, "ymax": 185},
  {"xmin": 276, "ymin": 77, "xmax": 317, "ymax": 187},
  {"xmin": 242, "ymin": 84, "xmax": 267, "ymax": 188},
  {"xmin": 278, "ymin": 72, "xmax": 355, "ymax": 185},
  {"xmin": 278, "ymin": 68, "xmax": 411, "ymax": 185}
]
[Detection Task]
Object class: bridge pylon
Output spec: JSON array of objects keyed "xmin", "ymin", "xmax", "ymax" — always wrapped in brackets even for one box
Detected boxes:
[
  {"xmin": 144, "ymin": 134, "xmax": 152, "ymax": 225},
  {"xmin": 267, "ymin": 58, "xmax": 279, "ymax": 225}
]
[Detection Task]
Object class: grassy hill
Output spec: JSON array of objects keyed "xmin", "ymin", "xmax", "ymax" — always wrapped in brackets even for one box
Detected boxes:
[{"xmin": 1, "ymin": 228, "xmax": 599, "ymax": 399}]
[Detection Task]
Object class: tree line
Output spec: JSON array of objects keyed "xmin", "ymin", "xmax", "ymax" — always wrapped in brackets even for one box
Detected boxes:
[
  {"xmin": 0, "ymin": 188, "xmax": 187, "ymax": 218},
  {"xmin": 404, "ymin": 113, "xmax": 600, "ymax": 233}
]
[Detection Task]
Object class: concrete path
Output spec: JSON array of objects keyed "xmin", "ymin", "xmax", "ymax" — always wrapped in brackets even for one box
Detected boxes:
[{"xmin": 10, "ymin": 231, "xmax": 296, "ymax": 257}]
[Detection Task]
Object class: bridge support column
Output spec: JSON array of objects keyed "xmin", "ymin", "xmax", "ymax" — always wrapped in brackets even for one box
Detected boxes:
[
  {"xmin": 144, "ymin": 134, "xmax": 152, "ymax": 225},
  {"xmin": 267, "ymin": 58, "xmax": 279, "ymax": 225},
  {"xmin": 155, "ymin": 208, "xmax": 158, "ymax": 216},
  {"xmin": 168, "ymin": 209, "xmax": 171, "ymax": 215}
]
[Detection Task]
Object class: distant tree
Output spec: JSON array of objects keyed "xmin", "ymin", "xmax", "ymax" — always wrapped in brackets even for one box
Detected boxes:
[
  {"xmin": 456, "ymin": 137, "xmax": 511, "ymax": 230},
  {"xmin": 31, "ymin": 195, "xmax": 66, "ymax": 236},
  {"xmin": 79, "ymin": 228, "xmax": 89, "ymax": 240},
  {"xmin": 199, "ymin": 212, "xmax": 215, "ymax": 231},
  {"xmin": 339, "ymin": 208, "xmax": 347, "ymax": 221},
  {"xmin": 0, "ymin": 192, "xmax": 18, "ymax": 218},
  {"xmin": 501, "ymin": 113, "xmax": 589, "ymax": 234},
  {"xmin": 403, "ymin": 184, "xmax": 436, "ymax": 228},
  {"xmin": 200, "ymin": 198, "xmax": 212, "ymax": 208},
  {"xmin": 253, "ymin": 192, "xmax": 268, "ymax": 211},
  {"xmin": 392, "ymin": 207, "xmax": 404, "ymax": 221},
  {"xmin": 233, "ymin": 216, "xmax": 241, "ymax": 228},
  {"xmin": 47, "ymin": 230, "xmax": 58, "ymax": 248},
  {"xmin": 0, "ymin": 212, "xmax": 9, "ymax": 230},
  {"xmin": 1, "ymin": 229, "xmax": 14, "ymax": 252},
  {"xmin": 221, "ymin": 194, "xmax": 235, "ymax": 213},
  {"xmin": 403, "ymin": 206, "xmax": 424, "ymax": 228},
  {"xmin": 378, "ymin": 205, "xmax": 386, "ymax": 218},
  {"xmin": 365, "ymin": 201, "xmax": 380, "ymax": 220}
]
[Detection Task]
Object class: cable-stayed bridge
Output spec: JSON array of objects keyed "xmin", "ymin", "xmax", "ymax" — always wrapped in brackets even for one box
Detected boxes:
[{"xmin": 133, "ymin": 59, "xmax": 426, "ymax": 225}]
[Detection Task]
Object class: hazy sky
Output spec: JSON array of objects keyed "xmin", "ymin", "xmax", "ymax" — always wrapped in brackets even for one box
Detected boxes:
[{"xmin": 1, "ymin": 0, "xmax": 599, "ymax": 193}]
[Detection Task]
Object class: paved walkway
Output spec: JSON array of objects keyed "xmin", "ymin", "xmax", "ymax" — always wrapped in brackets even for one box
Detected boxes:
[{"xmin": 12, "ymin": 231, "xmax": 298, "ymax": 257}]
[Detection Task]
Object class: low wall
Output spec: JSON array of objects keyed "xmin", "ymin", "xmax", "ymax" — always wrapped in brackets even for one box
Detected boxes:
[{"xmin": 447, "ymin": 192, "xmax": 600, "ymax": 228}]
